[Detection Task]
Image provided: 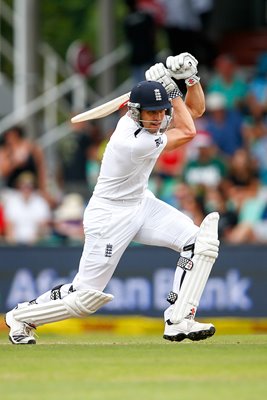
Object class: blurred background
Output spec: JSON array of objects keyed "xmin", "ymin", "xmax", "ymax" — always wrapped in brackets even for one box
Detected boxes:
[{"xmin": 0, "ymin": 0, "xmax": 267, "ymax": 334}]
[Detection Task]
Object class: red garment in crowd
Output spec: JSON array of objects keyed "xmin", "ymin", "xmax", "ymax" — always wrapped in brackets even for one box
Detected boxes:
[
  {"xmin": 156, "ymin": 147, "xmax": 185, "ymax": 176},
  {"xmin": 0, "ymin": 204, "xmax": 5, "ymax": 235}
]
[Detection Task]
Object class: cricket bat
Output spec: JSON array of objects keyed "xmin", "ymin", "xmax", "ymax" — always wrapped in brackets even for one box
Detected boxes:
[{"xmin": 71, "ymin": 92, "xmax": 130, "ymax": 123}]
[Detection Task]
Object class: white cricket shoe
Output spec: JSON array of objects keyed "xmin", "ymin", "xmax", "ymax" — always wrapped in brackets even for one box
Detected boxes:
[
  {"xmin": 163, "ymin": 318, "xmax": 215, "ymax": 342},
  {"xmin": 5, "ymin": 309, "xmax": 36, "ymax": 345}
]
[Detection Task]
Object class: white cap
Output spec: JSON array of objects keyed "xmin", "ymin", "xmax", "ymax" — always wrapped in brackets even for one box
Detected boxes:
[
  {"xmin": 54, "ymin": 193, "xmax": 85, "ymax": 221},
  {"xmin": 194, "ymin": 131, "xmax": 213, "ymax": 147},
  {"xmin": 206, "ymin": 92, "xmax": 226, "ymax": 111}
]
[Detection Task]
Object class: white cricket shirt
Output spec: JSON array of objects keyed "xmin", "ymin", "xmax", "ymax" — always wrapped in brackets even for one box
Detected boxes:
[{"xmin": 93, "ymin": 114, "xmax": 167, "ymax": 201}]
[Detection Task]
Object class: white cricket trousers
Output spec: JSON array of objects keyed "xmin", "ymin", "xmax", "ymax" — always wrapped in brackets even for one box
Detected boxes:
[{"xmin": 72, "ymin": 192, "xmax": 199, "ymax": 292}]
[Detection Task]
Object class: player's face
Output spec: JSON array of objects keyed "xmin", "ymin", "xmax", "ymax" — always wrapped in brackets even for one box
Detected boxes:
[{"xmin": 140, "ymin": 109, "xmax": 166, "ymax": 133}]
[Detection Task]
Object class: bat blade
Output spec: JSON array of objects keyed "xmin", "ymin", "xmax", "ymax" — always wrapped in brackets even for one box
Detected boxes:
[{"xmin": 71, "ymin": 92, "xmax": 130, "ymax": 123}]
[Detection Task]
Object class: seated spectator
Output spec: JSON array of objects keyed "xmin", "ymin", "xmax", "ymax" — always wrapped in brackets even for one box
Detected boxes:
[
  {"xmin": 204, "ymin": 92, "xmax": 246, "ymax": 157},
  {"xmin": 0, "ymin": 126, "xmax": 52, "ymax": 204},
  {"xmin": 182, "ymin": 131, "xmax": 227, "ymax": 196},
  {"xmin": 223, "ymin": 148, "xmax": 260, "ymax": 211},
  {"xmin": 151, "ymin": 145, "xmax": 186, "ymax": 203},
  {"xmin": 173, "ymin": 182, "xmax": 205, "ymax": 226},
  {"xmin": 246, "ymin": 52, "xmax": 267, "ymax": 121},
  {"xmin": 207, "ymin": 53, "xmax": 248, "ymax": 111},
  {"xmin": 156, "ymin": 146, "xmax": 185, "ymax": 177},
  {"xmin": 57, "ymin": 119, "xmax": 100, "ymax": 201},
  {"xmin": 226, "ymin": 197, "xmax": 267, "ymax": 244},
  {"xmin": 245, "ymin": 116, "xmax": 267, "ymax": 185},
  {"xmin": 52, "ymin": 193, "xmax": 85, "ymax": 245},
  {"xmin": 86, "ymin": 143, "xmax": 101, "ymax": 197},
  {"xmin": 204, "ymin": 186, "xmax": 238, "ymax": 241},
  {"xmin": 2, "ymin": 172, "xmax": 51, "ymax": 245}
]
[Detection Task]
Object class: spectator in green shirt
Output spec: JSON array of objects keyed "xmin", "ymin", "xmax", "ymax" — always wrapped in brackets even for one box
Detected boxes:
[{"xmin": 207, "ymin": 53, "xmax": 248, "ymax": 111}]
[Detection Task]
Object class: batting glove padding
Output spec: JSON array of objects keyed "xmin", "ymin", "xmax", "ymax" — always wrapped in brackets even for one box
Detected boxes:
[
  {"xmin": 166, "ymin": 52, "xmax": 200, "ymax": 86},
  {"xmin": 146, "ymin": 63, "xmax": 176, "ymax": 93},
  {"xmin": 145, "ymin": 63, "xmax": 183, "ymax": 98}
]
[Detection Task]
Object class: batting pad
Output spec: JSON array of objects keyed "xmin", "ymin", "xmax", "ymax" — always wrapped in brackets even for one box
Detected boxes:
[
  {"xmin": 171, "ymin": 212, "xmax": 219, "ymax": 323},
  {"xmin": 13, "ymin": 289, "xmax": 114, "ymax": 326}
]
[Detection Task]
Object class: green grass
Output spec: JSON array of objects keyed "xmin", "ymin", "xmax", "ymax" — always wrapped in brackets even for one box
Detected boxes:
[{"xmin": 0, "ymin": 333, "xmax": 267, "ymax": 400}]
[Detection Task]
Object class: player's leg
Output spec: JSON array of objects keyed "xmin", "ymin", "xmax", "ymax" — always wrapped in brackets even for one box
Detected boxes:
[
  {"xmin": 134, "ymin": 195, "xmax": 219, "ymax": 342},
  {"xmin": 6, "ymin": 198, "xmax": 142, "ymax": 344},
  {"xmin": 163, "ymin": 212, "xmax": 219, "ymax": 342},
  {"xmin": 5, "ymin": 283, "xmax": 75, "ymax": 344},
  {"xmin": 5, "ymin": 283, "xmax": 73, "ymax": 344},
  {"xmin": 72, "ymin": 198, "xmax": 143, "ymax": 291},
  {"xmin": 5, "ymin": 286, "xmax": 113, "ymax": 344}
]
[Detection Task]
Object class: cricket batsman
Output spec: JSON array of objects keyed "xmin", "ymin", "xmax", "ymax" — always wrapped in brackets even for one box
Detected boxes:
[{"xmin": 6, "ymin": 52, "xmax": 219, "ymax": 344}]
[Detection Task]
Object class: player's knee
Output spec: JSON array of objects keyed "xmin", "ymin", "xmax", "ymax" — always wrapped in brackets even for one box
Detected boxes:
[
  {"xmin": 63, "ymin": 289, "xmax": 114, "ymax": 317},
  {"xmin": 194, "ymin": 236, "xmax": 220, "ymax": 259},
  {"xmin": 194, "ymin": 212, "xmax": 220, "ymax": 259},
  {"xmin": 179, "ymin": 212, "xmax": 220, "ymax": 267}
]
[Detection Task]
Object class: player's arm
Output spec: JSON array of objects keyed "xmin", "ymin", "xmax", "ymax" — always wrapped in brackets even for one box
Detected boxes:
[
  {"xmin": 145, "ymin": 62, "xmax": 197, "ymax": 151},
  {"xmin": 184, "ymin": 82, "xmax": 205, "ymax": 119},
  {"xmin": 164, "ymin": 96, "xmax": 196, "ymax": 151}
]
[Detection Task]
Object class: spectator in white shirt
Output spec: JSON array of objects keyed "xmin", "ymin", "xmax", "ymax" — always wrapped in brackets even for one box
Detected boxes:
[{"xmin": 3, "ymin": 172, "xmax": 51, "ymax": 245}]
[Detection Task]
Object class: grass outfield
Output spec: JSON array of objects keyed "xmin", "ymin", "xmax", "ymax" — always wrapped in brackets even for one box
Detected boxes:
[{"xmin": 0, "ymin": 333, "xmax": 267, "ymax": 400}]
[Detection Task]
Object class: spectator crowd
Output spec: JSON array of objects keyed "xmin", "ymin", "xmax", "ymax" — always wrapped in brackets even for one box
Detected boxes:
[
  {"xmin": 1, "ymin": 25, "xmax": 267, "ymax": 247},
  {"xmin": 149, "ymin": 50, "xmax": 267, "ymax": 245}
]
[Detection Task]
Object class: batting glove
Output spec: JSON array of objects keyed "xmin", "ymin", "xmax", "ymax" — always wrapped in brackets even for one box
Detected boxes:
[
  {"xmin": 166, "ymin": 52, "xmax": 200, "ymax": 86},
  {"xmin": 145, "ymin": 63, "xmax": 183, "ymax": 99}
]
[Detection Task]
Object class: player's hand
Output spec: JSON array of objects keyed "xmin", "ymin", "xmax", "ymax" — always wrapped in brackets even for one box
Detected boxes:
[
  {"xmin": 145, "ymin": 62, "xmax": 177, "ymax": 94},
  {"xmin": 166, "ymin": 53, "xmax": 200, "ymax": 86},
  {"xmin": 166, "ymin": 53, "xmax": 198, "ymax": 79}
]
